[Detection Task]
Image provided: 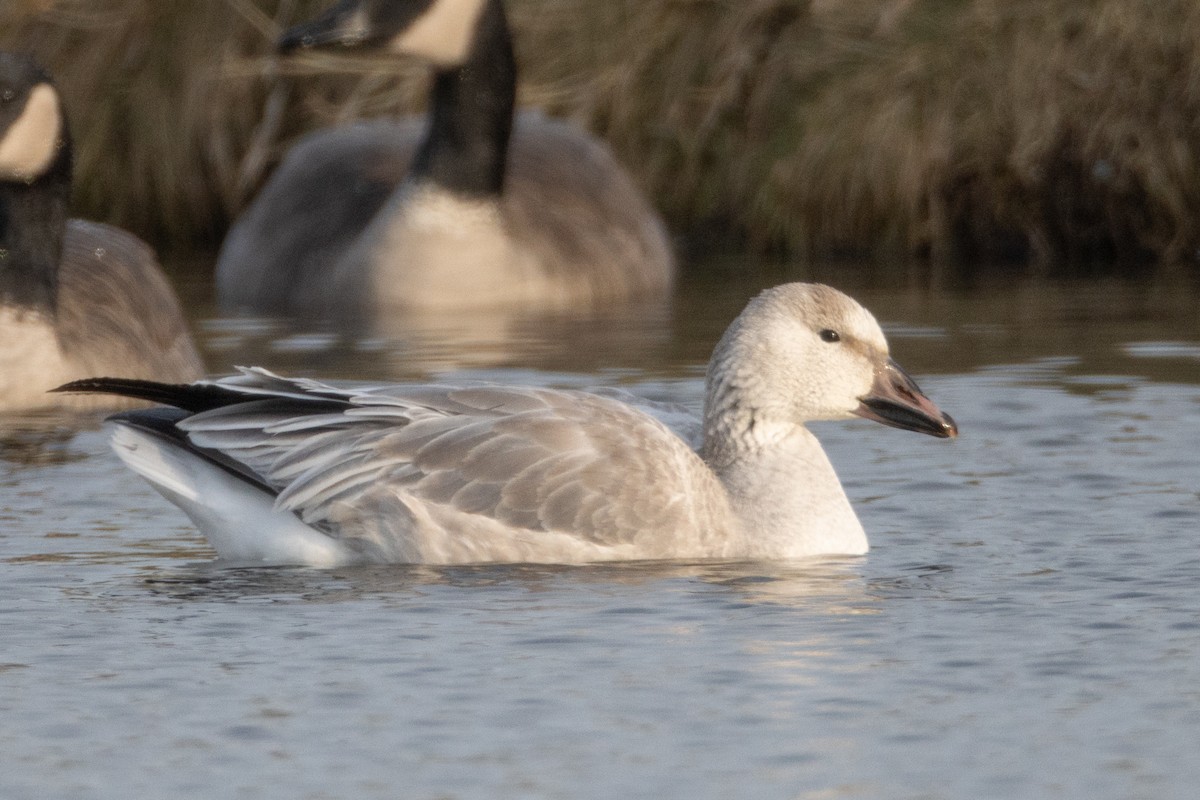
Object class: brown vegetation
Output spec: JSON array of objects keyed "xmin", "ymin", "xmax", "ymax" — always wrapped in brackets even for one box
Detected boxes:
[{"xmin": 4, "ymin": 0, "xmax": 1200, "ymax": 271}]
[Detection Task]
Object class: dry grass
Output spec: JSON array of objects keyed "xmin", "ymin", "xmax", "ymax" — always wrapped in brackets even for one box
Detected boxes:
[
  {"xmin": 4, "ymin": 0, "xmax": 1200, "ymax": 270},
  {"xmin": 1, "ymin": 0, "xmax": 311, "ymax": 244}
]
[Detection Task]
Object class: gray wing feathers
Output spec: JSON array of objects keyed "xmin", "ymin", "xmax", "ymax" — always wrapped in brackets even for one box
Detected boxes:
[
  {"xmin": 585, "ymin": 387, "xmax": 703, "ymax": 449},
  {"xmin": 178, "ymin": 371, "xmax": 729, "ymax": 559}
]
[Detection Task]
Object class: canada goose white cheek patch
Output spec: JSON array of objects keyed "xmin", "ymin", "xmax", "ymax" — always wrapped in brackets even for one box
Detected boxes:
[
  {"xmin": 389, "ymin": 0, "xmax": 490, "ymax": 67},
  {"xmin": 0, "ymin": 83, "xmax": 62, "ymax": 182}
]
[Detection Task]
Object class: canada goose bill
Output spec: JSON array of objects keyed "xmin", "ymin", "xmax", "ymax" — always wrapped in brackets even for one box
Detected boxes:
[
  {"xmin": 280, "ymin": 0, "xmax": 491, "ymax": 68},
  {"xmin": 59, "ymin": 283, "xmax": 956, "ymax": 565},
  {"xmin": 0, "ymin": 52, "xmax": 203, "ymax": 412},
  {"xmin": 278, "ymin": 1, "xmax": 373, "ymax": 52}
]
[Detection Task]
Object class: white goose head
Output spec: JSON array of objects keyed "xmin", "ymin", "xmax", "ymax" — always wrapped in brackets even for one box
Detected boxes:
[
  {"xmin": 704, "ymin": 283, "xmax": 956, "ymax": 451},
  {"xmin": 280, "ymin": 0, "xmax": 493, "ymax": 68}
]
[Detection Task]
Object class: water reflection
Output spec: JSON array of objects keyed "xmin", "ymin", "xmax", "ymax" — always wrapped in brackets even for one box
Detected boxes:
[
  {"xmin": 201, "ymin": 296, "xmax": 677, "ymax": 381},
  {"xmin": 2, "ymin": 264, "xmax": 1198, "ymax": 800},
  {"xmin": 0, "ymin": 411, "xmax": 94, "ymax": 467},
  {"xmin": 138, "ymin": 558, "xmax": 876, "ymax": 612},
  {"xmin": 182, "ymin": 270, "xmax": 1200, "ymax": 386}
]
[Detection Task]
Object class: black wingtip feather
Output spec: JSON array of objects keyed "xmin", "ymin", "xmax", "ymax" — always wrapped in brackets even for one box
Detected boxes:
[
  {"xmin": 106, "ymin": 406, "xmax": 281, "ymax": 497},
  {"xmin": 52, "ymin": 377, "xmax": 247, "ymax": 413}
]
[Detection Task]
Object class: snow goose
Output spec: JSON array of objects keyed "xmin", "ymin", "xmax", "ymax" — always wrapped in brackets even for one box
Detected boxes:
[
  {"xmin": 58, "ymin": 283, "xmax": 956, "ymax": 564},
  {"xmin": 0, "ymin": 53, "xmax": 203, "ymax": 411},
  {"xmin": 216, "ymin": 0, "xmax": 674, "ymax": 318}
]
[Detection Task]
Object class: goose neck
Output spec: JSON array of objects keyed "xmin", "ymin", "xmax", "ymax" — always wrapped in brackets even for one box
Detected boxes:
[
  {"xmin": 699, "ymin": 328, "xmax": 866, "ymax": 556},
  {"xmin": 708, "ymin": 423, "xmax": 866, "ymax": 558},
  {"xmin": 410, "ymin": 0, "xmax": 515, "ymax": 197},
  {"xmin": 0, "ymin": 158, "xmax": 69, "ymax": 312},
  {"xmin": 700, "ymin": 320, "xmax": 783, "ymax": 465}
]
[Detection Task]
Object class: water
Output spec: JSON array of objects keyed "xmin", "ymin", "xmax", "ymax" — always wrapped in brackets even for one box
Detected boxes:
[{"xmin": 2, "ymin": 270, "xmax": 1199, "ymax": 799}]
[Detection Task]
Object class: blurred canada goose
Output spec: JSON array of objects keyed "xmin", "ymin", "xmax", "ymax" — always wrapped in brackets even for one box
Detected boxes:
[
  {"xmin": 216, "ymin": 0, "xmax": 675, "ymax": 318},
  {"xmin": 0, "ymin": 53, "xmax": 203, "ymax": 411},
  {"xmin": 61, "ymin": 283, "xmax": 956, "ymax": 566}
]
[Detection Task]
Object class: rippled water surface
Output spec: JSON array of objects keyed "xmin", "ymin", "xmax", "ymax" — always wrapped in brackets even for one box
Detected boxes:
[{"xmin": 2, "ymin": 271, "xmax": 1199, "ymax": 799}]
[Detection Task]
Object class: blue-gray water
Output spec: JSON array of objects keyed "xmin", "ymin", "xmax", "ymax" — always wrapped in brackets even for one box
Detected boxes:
[{"xmin": 2, "ymin": 273, "xmax": 1199, "ymax": 799}]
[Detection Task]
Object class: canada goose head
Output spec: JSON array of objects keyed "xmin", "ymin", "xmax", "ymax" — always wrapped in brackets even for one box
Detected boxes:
[
  {"xmin": 705, "ymin": 283, "xmax": 957, "ymax": 445},
  {"xmin": 280, "ymin": 0, "xmax": 515, "ymax": 198},
  {"xmin": 280, "ymin": 0, "xmax": 494, "ymax": 69},
  {"xmin": 0, "ymin": 52, "xmax": 68, "ymax": 184}
]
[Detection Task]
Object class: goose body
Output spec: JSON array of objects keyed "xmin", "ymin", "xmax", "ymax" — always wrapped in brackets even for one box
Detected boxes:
[
  {"xmin": 63, "ymin": 283, "xmax": 957, "ymax": 566},
  {"xmin": 216, "ymin": 0, "xmax": 675, "ymax": 318},
  {"xmin": 0, "ymin": 53, "xmax": 203, "ymax": 411}
]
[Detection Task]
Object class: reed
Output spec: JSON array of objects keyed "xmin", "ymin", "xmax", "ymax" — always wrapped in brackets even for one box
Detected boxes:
[{"xmin": 3, "ymin": 0, "xmax": 1199, "ymax": 270}]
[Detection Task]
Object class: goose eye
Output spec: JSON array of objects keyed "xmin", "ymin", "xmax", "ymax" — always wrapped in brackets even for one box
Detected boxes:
[
  {"xmin": 0, "ymin": 89, "xmax": 15, "ymax": 104},
  {"xmin": 819, "ymin": 329, "xmax": 841, "ymax": 343}
]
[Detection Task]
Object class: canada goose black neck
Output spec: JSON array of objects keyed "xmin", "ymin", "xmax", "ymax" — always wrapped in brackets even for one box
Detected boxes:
[
  {"xmin": 410, "ymin": 0, "xmax": 515, "ymax": 197},
  {"xmin": 0, "ymin": 57, "xmax": 71, "ymax": 314},
  {"xmin": 0, "ymin": 166, "xmax": 70, "ymax": 312}
]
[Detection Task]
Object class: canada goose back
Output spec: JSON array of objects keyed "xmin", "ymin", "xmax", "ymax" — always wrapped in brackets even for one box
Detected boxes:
[
  {"xmin": 216, "ymin": 119, "xmax": 418, "ymax": 315},
  {"xmin": 56, "ymin": 221, "xmax": 205, "ymax": 381}
]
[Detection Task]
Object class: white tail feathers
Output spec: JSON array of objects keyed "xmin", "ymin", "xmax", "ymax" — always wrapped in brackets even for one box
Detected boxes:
[{"xmin": 109, "ymin": 423, "xmax": 355, "ymax": 567}]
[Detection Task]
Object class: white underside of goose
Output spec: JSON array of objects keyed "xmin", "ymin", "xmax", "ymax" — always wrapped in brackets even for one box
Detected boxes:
[{"xmin": 111, "ymin": 424, "xmax": 355, "ymax": 566}]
